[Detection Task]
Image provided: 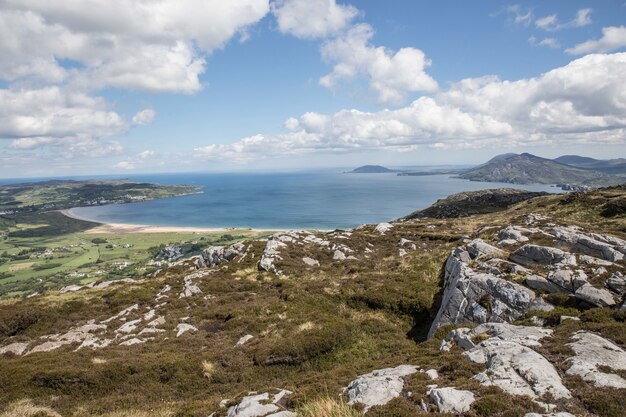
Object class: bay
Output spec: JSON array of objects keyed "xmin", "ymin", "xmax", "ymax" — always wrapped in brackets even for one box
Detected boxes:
[{"xmin": 68, "ymin": 172, "xmax": 560, "ymax": 230}]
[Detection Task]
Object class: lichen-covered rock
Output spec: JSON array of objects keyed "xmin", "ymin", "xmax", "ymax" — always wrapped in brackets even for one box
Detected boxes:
[
  {"xmin": 552, "ymin": 227, "xmax": 624, "ymax": 262},
  {"xmin": 226, "ymin": 390, "xmax": 292, "ymax": 417},
  {"xmin": 428, "ymin": 251, "xmax": 550, "ymax": 338},
  {"xmin": 565, "ymin": 331, "xmax": 626, "ymax": 388},
  {"xmin": 374, "ymin": 222, "xmax": 393, "ymax": 234},
  {"xmin": 509, "ymin": 244, "xmax": 576, "ymax": 267},
  {"xmin": 574, "ymin": 284, "xmax": 615, "ymax": 307},
  {"xmin": 465, "ymin": 339, "xmax": 571, "ymax": 400},
  {"xmin": 345, "ymin": 365, "xmax": 419, "ymax": 412},
  {"xmin": 467, "ymin": 239, "xmax": 504, "ymax": 259},
  {"xmin": 428, "ymin": 387, "xmax": 475, "ymax": 413}
]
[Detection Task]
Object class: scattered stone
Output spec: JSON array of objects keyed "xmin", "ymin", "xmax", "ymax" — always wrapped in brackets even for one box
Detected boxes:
[
  {"xmin": 102, "ymin": 304, "xmax": 139, "ymax": 324},
  {"xmin": 345, "ymin": 365, "xmax": 419, "ymax": 412},
  {"xmin": 524, "ymin": 413, "xmax": 576, "ymax": 417},
  {"xmin": 258, "ymin": 239, "xmax": 287, "ymax": 273},
  {"xmin": 607, "ymin": 272, "xmax": 626, "ymax": 295},
  {"xmin": 498, "ymin": 226, "xmax": 530, "ymax": 244},
  {"xmin": 374, "ymin": 222, "xmax": 393, "ymax": 234},
  {"xmin": 302, "ymin": 257, "xmax": 320, "ymax": 267},
  {"xmin": 428, "ymin": 387, "xmax": 475, "ymax": 413},
  {"xmin": 226, "ymin": 390, "xmax": 292, "ymax": 417},
  {"xmin": 333, "ymin": 250, "xmax": 346, "ymax": 260},
  {"xmin": 120, "ymin": 338, "xmax": 145, "ymax": 346},
  {"xmin": 236, "ymin": 334, "xmax": 254, "ymax": 346},
  {"xmin": 399, "ymin": 249, "xmax": 407, "ymax": 257},
  {"xmin": 565, "ymin": 331, "xmax": 626, "ymax": 388},
  {"xmin": 176, "ymin": 323, "xmax": 198, "ymax": 338},
  {"xmin": 579, "ymin": 254, "xmax": 613, "ymax": 266},
  {"xmin": 116, "ymin": 319, "xmax": 142, "ymax": 334},
  {"xmin": 425, "ymin": 369, "xmax": 439, "ymax": 380}
]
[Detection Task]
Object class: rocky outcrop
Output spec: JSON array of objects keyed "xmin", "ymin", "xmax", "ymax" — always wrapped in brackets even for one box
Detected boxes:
[
  {"xmin": 258, "ymin": 239, "xmax": 287, "ymax": 273},
  {"xmin": 509, "ymin": 245, "xmax": 576, "ymax": 267},
  {"xmin": 345, "ymin": 365, "xmax": 419, "ymax": 412},
  {"xmin": 203, "ymin": 243, "xmax": 246, "ymax": 268},
  {"xmin": 441, "ymin": 323, "xmax": 553, "ymax": 351},
  {"xmin": 428, "ymin": 387, "xmax": 475, "ymax": 413},
  {"xmin": 374, "ymin": 222, "xmax": 393, "ymax": 234},
  {"xmin": 226, "ymin": 390, "xmax": 293, "ymax": 417},
  {"xmin": 405, "ymin": 188, "xmax": 547, "ymax": 219},
  {"xmin": 428, "ymin": 251, "xmax": 549, "ymax": 338},
  {"xmin": 465, "ymin": 338, "xmax": 571, "ymax": 400},
  {"xmin": 552, "ymin": 226, "xmax": 625, "ymax": 262},
  {"xmin": 467, "ymin": 239, "xmax": 504, "ymax": 259},
  {"xmin": 565, "ymin": 331, "xmax": 626, "ymax": 388}
]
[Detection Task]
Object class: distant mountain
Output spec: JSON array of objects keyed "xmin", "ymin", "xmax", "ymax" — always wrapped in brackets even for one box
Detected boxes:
[
  {"xmin": 459, "ymin": 153, "xmax": 607, "ymax": 186},
  {"xmin": 553, "ymin": 155, "xmax": 626, "ymax": 174},
  {"xmin": 349, "ymin": 165, "xmax": 398, "ymax": 173}
]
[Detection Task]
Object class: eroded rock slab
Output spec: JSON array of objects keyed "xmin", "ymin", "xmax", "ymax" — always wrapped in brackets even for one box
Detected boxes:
[
  {"xmin": 227, "ymin": 389, "xmax": 292, "ymax": 417},
  {"xmin": 565, "ymin": 331, "xmax": 626, "ymax": 388},
  {"xmin": 345, "ymin": 365, "xmax": 419, "ymax": 412},
  {"xmin": 428, "ymin": 387, "xmax": 475, "ymax": 413}
]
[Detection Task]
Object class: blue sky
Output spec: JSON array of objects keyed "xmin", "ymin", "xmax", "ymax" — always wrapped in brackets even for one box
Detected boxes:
[{"xmin": 0, "ymin": 0, "xmax": 625, "ymax": 177}]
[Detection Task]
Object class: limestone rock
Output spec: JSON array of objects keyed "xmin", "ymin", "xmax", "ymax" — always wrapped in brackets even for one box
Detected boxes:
[
  {"xmin": 236, "ymin": 334, "xmax": 254, "ymax": 346},
  {"xmin": 565, "ymin": 331, "xmax": 626, "ymax": 388},
  {"xmin": 302, "ymin": 257, "xmax": 320, "ymax": 267},
  {"xmin": 574, "ymin": 284, "xmax": 615, "ymax": 307},
  {"xmin": 428, "ymin": 251, "xmax": 549, "ymax": 338},
  {"xmin": 465, "ymin": 339, "xmax": 571, "ymax": 400},
  {"xmin": 333, "ymin": 250, "xmax": 346, "ymax": 260},
  {"xmin": 0, "ymin": 342, "xmax": 29, "ymax": 355},
  {"xmin": 227, "ymin": 390, "xmax": 292, "ymax": 417},
  {"xmin": 345, "ymin": 365, "xmax": 419, "ymax": 412},
  {"xmin": 175, "ymin": 323, "xmax": 198, "ymax": 338},
  {"xmin": 374, "ymin": 222, "xmax": 393, "ymax": 234},
  {"xmin": 467, "ymin": 239, "xmax": 504, "ymax": 259},
  {"xmin": 510, "ymin": 244, "xmax": 576, "ymax": 267},
  {"xmin": 607, "ymin": 272, "xmax": 626, "ymax": 295},
  {"xmin": 428, "ymin": 387, "xmax": 475, "ymax": 413},
  {"xmin": 445, "ymin": 323, "xmax": 553, "ymax": 350},
  {"xmin": 552, "ymin": 227, "xmax": 625, "ymax": 262}
]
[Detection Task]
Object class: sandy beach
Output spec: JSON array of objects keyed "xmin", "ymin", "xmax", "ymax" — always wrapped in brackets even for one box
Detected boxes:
[{"xmin": 59, "ymin": 209, "xmax": 281, "ymax": 234}]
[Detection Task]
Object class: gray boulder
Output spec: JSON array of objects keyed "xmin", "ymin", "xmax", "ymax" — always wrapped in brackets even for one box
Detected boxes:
[
  {"xmin": 552, "ymin": 227, "xmax": 624, "ymax": 262},
  {"xmin": 345, "ymin": 365, "xmax": 419, "ymax": 412},
  {"xmin": 467, "ymin": 239, "xmax": 504, "ymax": 259},
  {"xmin": 574, "ymin": 284, "xmax": 615, "ymax": 307},
  {"xmin": 566, "ymin": 331, "xmax": 626, "ymax": 388},
  {"xmin": 227, "ymin": 389, "xmax": 293, "ymax": 417},
  {"xmin": 464, "ymin": 339, "xmax": 571, "ymax": 400},
  {"xmin": 509, "ymin": 244, "xmax": 576, "ymax": 267},
  {"xmin": 607, "ymin": 272, "xmax": 626, "ymax": 295},
  {"xmin": 428, "ymin": 387, "xmax": 475, "ymax": 413}
]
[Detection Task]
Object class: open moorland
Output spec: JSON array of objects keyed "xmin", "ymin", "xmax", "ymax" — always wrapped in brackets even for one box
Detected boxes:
[{"xmin": 0, "ymin": 186, "xmax": 624, "ymax": 417}]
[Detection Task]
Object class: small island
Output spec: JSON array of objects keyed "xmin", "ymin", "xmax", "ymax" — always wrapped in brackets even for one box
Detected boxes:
[{"xmin": 348, "ymin": 165, "xmax": 400, "ymax": 174}]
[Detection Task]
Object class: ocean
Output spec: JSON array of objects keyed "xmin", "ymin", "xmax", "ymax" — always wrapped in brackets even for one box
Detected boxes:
[{"xmin": 64, "ymin": 172, "xmax": 560, "ymax": 230}]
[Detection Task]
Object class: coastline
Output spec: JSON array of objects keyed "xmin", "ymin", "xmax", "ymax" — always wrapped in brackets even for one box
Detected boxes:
[{"xmin": 59, "ymin": 209, "xmax": 286, "ymax": 234}]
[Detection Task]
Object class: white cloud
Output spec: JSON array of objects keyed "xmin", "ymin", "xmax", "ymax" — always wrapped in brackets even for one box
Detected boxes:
[
  {"xmin": 0, "ymin": 86, "xmax": 126, "ymax": 140},
  {"xmin": 0, "ymin": 0, "xmax": 270, "ymax": 93},
  {"xmin": 138, "ymin": 150, "xmax": 155, "ymax": 159},
  {"xmin": 196, "ymin": 53, "xmax": 626, "ymax": 161},
  {"xmin": 319, "ymin": 24, "xmax": 438, "ymax": 104},
  {"xmin": 566, "ymin": 26, "xmax": 626, "ymax": 54},
  {"xmin": 529, "ymin": 36, "xmax": 560, "ymax": 49},
  {"xmin": 132, "ymin": 109, "xmax": 156, "ymax": 126},
  {"xmin": 271, "ymin": 0, "xmax": 358, "ymax": 39},
  {"xmin": 114, "ymin": 160, "xmax": 135, "ymax": 170},
  {"xmin": 536, "ymin": 8, "xmax": 592, "ymax": 31},
  {"xmin": 496, "ymin": 5, "xmax": 534, "ymax": 26}
]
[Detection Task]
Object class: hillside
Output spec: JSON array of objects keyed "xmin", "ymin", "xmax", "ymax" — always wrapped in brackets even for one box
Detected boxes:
[
  {"xmin": 554, "ymin": 155, "xmax": 626, "ymax": 174},
  {"xmin": 459, "ymin": 153, "xmax": 613, "ymax": 187},
  {"xmin": 0, "ymin": 187, "xmax": 625, "ymax": 417}
]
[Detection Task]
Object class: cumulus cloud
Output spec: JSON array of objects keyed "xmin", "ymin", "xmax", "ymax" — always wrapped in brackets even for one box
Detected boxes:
[
  {"xmin": 132, "ymin": 109, "xmax": 156, "ymax": 126},
  {"xmin": 566, "ymin": 26, "xmax": 626, "ymax": 54},
  {"xmin": 271, "ymin": 0, "xmax": 358, "ymax": 39},
  {"xmin": 0, "ymin": 87, "xmax": 126, "ymax": 140},
  {"xmin": 196, "ymin": 53, "xmax": 626, "ymax": 161},
  {"xmin": 0, "ymin": 1, "xmax": 269, "ymax": 93},
  {"xmin": 319, "ymin": 24, "xmax": 438, "ymax": 104}
]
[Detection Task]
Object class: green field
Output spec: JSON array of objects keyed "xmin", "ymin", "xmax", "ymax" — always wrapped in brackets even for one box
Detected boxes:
[{"xmin": 0, "ymin": 212, "xmax": 265, "ymax": 298}]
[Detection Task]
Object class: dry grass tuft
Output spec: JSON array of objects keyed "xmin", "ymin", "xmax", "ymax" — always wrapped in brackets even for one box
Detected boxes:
[
  {"xmin": 201, "ymin": 360, "xmax": 216, "ymax": 381},
  {"xmin": 91, "ymin": 357, "xmax": 107, "ymax": 365},
  {"xmin": 297, "ymin": 396, "xmax": 360, "ymax": 417},
  {"xmin": 0, "ymin": 399, "xmax": 62, "ymax": 417}
]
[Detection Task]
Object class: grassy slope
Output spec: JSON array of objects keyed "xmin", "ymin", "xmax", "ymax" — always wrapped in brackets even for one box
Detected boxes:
[{"xmin": 0, "ymin": 188, "xmax": 624, "ymax": 416}]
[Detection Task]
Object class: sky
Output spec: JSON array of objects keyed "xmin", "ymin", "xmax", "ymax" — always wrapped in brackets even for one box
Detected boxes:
[{"xmin": 1, "ymin": 0, "xmax": 626, "ymax": 178}]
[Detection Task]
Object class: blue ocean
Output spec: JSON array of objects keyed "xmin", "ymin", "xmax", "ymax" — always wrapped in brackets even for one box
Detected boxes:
[{"xmin": 60, "ymin": 171, "xmax": 559, "ymax": 230}]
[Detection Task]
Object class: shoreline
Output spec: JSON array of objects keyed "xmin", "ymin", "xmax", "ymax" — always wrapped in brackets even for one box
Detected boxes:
[{"xmin": 59, "ymin": 209, "xmax": 289, "ymax": 234}]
